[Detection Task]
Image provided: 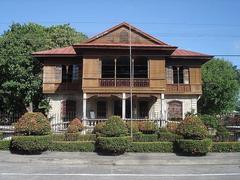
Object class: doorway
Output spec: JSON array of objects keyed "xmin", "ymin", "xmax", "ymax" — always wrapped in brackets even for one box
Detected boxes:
[{"xmin": 114, "ymin": 100, "xmax": 122, "ymax": 117}]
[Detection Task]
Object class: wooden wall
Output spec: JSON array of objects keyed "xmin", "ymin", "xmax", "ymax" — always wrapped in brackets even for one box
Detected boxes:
[
  {"xmin": 149, "ymin": 57, "xmax": 166, "ymax": 90},
  {"xmin": 82, "ymin": 57, "xmax": 101, "ymax": 88}
]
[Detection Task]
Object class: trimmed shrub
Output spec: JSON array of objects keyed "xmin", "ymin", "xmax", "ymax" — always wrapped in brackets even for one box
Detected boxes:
[
  {"xmin": 0, "ymin": 140, "xmax": 10, "ymax": 150},
  {"xmin": 176, "ymin": 115, "xmax": 208, "ymax": 140},
  {"xmin": 10, "ymin": 135, "xmax": 51, "ymax": 154},
  {"xmin": 216, "ymin": 125, "xmax": 231, "ymax": 141},
  {"xmin": 14, "ymin": 112, "xmax": 51, "ymax": 135},
  {"xmin": 102, "ymin": 116, "xmax": 128, "ymax": 137},
  {"xmin": 67, "ymin": 125, "xmax": 79, "ymax": 133},
  {"xmin": 138, "ymin": 121, "xmax": 158, "ymax": 134},
  {"xmin": 65, "ymin": 132, "xmax": 80, "ymax": 141},
  {"xmin": 51, "ymin": 133, "xmax": 65, "ymax": 141},
  {"xmin": 0, "ymin": 132, "xmax": 3, "ymax": 140},
  {"xmin": 93, "ymin": 122, "xmax": 106, "ymax": 134},
  {"xmin": 128, "ymin": 142, "xmax": 173, "ymax": 152},
  {"xmin": 126, "ymin": 121, "xmax": 140, "ymax": 134},
  {"xmin": 49, "ymin": 141, "xmax": 95, "ymax": 152},
  {"xmin": 69, "ymin": 118, "xmax": 84, "ymax": 132},
  {"xmin": 177, "ymin": 139, "xmax": 212, "ymax": 155},
  {"xmin": 133, "ymin": 133, "xmax": 158, "ymax": 142},
  {"xmin": 211, "ymin": 142, "xmax": 240, "ymax": 152},
  {"xmin": 97, "ymin": 136, "xmax": 131, "ymax": 153},
  {"xmin": 158, "ymin": 132, "xmax": 183, "ymax": 142},
  {"xmin": 200, "ymin": 114, "xmax": 219, "ymax": 129},
  {"xmin": 166, "ymin": 122, "xmax": 179, "ymax": 133}
]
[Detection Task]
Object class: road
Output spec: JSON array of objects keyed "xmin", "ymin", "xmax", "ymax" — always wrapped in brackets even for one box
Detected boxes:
[{"xmin": 0, "ymin": 151, "xmax": 239, "ymax": 180}]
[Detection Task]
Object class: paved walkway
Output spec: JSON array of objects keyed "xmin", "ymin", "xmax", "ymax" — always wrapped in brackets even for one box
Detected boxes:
[{"xmin": 0, "ymin": 151, "xmax": 239, "ymax": 180}]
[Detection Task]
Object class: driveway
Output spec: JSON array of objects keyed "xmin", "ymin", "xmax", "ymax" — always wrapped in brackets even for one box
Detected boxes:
[{"xmin": 0, "ymin": 151, "xmax": 239, "ymax": 180}]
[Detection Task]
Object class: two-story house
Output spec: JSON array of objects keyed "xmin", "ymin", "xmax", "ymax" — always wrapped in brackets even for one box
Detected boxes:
[{"xmin": 32, "ymin": 22, "xmax": 213, "ymax": 128}]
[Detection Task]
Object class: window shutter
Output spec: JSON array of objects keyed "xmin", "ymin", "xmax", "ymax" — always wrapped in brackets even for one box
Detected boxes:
[
  {"xmin": 166, "ymin": 66, "xmax": 173, "ymax": 84},
  {"xmin": 43, "ymin": 66, "xmax": 55, "ymax": 83},
  {"xmin": 72, "ymin": 64, "xmax": 79, "ymax": 81},
  {"xmin": 183, "ymin": 68, "xmax": 189, "ymax": 84},
  {"xmin": 55, "ymin": 65, "xmax": 62, "ymax": 83}
]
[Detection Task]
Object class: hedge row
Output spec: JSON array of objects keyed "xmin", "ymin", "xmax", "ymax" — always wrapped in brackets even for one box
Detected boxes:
[
  {"xmin": 1, "ymin": 138, "xmax": 240, "ymax": 153},
  {"xmin": 0, "ymin": 132, "xmax": 3, "ymax": 140},
  {"xmin": 51, "ymin": 133, "xmax": 96, "ymax": 141},
  {"xmin": 177, "ymin": 139, "xmax": 212, "ymax": 155},
  {"xmin": 0, "ymin": 140, "xmax": 10, "ymax": 150},
  {"xmin": 211, "ymin": 142, "xmax": 240, "ymax": 152},
  {"xmin": 11, "ymin": 135, "xmax": 51, "ymax": 154},
  {"xmin": 127, "ymin": 142, "xmax": 174, "ymax": 152},
  {"xmin": 132, "ymin": 132, "xmax": 182, "ymax": 142},
  {"xmin": 49, "ymin": 141, "xmax": 95, "ymax": 152}
]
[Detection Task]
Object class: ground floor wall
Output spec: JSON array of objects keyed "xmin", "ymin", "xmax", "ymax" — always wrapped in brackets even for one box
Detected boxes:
[{"xmin": 46, "ymin": 93, "xmax": 200, "ymax": 123}]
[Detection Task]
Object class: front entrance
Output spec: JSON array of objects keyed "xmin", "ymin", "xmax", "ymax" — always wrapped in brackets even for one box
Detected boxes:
[{"xmin": 114, "ymin": 100, "xmax": 122, "ymax": 117}]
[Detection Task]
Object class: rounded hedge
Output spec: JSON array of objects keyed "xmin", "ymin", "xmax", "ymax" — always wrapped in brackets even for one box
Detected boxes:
[
  {"xmin": 102, "ymin": 116, "xmax": 128, "ymax": 137},
  {"xmin": 14, "ymin": 112, "xmax": 51, "ymax": 136},
  {"xmin": 10, "ymin": 135, "xmax": 51, "ymax": 154},
  {"xmin": 69, "ymin": 118, "xmax": 84, "ymax": 132},
  {"xmin": 177, "ymin": 139, "xmax": 212, "ymax": 155},
  {"xmin": 97, "ymin": 136, "xmax": 131, "ymax": 154},
  {"xmin": 93, "ymin": 122, "xmax": 106, "ymax": 135},
  {"xmin": 138, "ymin": 121, "xmax": 158, "ymax": 134},
  {"xmin": 176, "ymin": 115, "xmax": 208, "ymax": 140}
]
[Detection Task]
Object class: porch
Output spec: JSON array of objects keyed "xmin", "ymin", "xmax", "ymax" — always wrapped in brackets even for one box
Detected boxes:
[{"xmin": 83, "ymin": 93, "xmax": 165, "ymax": 119}]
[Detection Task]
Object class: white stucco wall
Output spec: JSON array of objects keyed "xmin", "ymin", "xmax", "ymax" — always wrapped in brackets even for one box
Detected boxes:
[
  {"xmin": 148, "ymin": 94, "xmax": 199, "ymax": 121},
  {"xmin": 46, "ymin": 93, "xmax": 83, "ymax": 124},
  {"xmin": 164, "ymin": 95, "xmax": 199, "ymax": 120}
]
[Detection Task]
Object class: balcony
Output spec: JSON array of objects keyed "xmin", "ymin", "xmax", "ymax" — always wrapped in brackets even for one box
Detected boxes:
[
  {"xmin": 166, "ymin": 84, "xmax": 191, "ymax": 93},
  {"xmin": 43, "ymin": 82, "xmax": 81, "ymax": 93},
  {"xmin": 99, "ymin": 78, "xmax": 150, "ymax": 87}
]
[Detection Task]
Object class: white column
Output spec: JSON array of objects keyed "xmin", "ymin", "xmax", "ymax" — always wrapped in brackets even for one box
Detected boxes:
[
  {"xmin": 122, "ymin": 93, "xmax": 126, "ymax": 119},
  {"xmin": 83, "ymin": 93, "xmax": 87, "ymax": 121},
  {"xmin": 161, "ymin": 93, "xmax": 166, "ymax": 127}
]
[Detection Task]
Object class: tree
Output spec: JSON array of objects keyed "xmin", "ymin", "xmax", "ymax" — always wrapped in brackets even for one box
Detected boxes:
[
  {"xmin": 0, "ymin": 23, "xmax": 87, "ymax": 114},
  {"xmin": 198, "ymin": 58, "xmax": 239, "ymax": 115}
]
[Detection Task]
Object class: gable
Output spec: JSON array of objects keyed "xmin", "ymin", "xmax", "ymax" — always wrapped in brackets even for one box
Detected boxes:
[{"xmin": 85, "ymin": 23, "xmax": 167, "ymax": 45}]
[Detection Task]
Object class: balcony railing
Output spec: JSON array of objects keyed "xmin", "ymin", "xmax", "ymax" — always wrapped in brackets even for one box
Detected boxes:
[
  {"xmin": 99, "ymin": 78, "xmax": 149, "ymax": 87},
  {"xmin": 166, "ymin": 84, "xmax": 191, "ymax": 93},
  {"xmin": 43, "ymin": 82, "xmax": 81, "ymax": 92}
]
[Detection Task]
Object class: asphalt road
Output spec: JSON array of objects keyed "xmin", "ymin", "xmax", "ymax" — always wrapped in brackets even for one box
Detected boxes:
[{"xmin": 0, "ymin": 151, "xmax": 239, "ymax": 180}]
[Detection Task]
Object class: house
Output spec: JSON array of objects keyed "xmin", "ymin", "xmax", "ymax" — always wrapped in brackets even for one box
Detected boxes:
[{"xmin": 32, "ymin": 22, "xmax": 213, "ymax": 129}]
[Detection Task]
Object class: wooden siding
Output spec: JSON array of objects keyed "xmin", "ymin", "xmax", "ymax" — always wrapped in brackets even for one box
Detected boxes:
[
  {"xmin": 82, "ymin": 57, "xmax": 101, "ymax": 88},
  {"xmin": 149, "ymin": 58, "xmax": 166, "ymax": 89},
  {"xmin": 88, "ymin": 26, "xmax": 156, "ymax": 45},
  {"xmin": 41, "ymin": 56, "xmax": 203, "ymax": 95}
]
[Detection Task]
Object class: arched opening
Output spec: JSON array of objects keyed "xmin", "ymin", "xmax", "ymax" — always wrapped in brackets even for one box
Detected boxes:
[{"xmin": 167, "ymin": 101, "xmax": 183, "ymax": 121}]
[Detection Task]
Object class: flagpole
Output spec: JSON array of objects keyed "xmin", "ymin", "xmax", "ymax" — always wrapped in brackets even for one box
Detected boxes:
[{"xmin": 129, "ymin": 24, "xmax": 133, "ymax": 138}]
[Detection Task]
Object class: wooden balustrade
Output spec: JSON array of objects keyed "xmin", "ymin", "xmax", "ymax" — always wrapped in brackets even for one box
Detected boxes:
[
  {"xmin": 166, "ymin": 84, "xmax": 191, "ymax": 93},
  {"xmin": 99, "ymin": 78, "xmax": 150, "ymax": 87},
  {"xmin": 43, "ymin": 82, "xmax": 81, "ymax": 93}
]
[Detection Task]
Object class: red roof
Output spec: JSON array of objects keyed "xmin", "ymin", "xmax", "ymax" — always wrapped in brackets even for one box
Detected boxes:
[
  {"xmin": 32, "ymin": 46, "xmax": 76, "ymax": 56},
  {"xmin": 171, "ymin": 49, "xmax": 211, "ymax": 57},
  {"xmin": 32, "ymin": 22, "xmax": 212, "ymax": 59}
]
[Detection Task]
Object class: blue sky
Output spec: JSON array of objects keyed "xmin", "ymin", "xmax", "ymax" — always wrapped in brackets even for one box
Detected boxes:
[{"xmin": 1, "ymin": 0, "xmax": 240, "ymax": 66}]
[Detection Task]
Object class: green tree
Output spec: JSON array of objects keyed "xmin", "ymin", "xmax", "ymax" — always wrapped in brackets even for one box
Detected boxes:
[
  {"xmin": 0, "ymin": 23, "xmax": 87, "ymax": 114},
  {"xmin": 198, "ymin": 58, "xmax": 239, "ymax": 115}
]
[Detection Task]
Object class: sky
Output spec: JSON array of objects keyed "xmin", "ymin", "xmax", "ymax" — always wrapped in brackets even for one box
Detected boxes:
[{"xmin": 1, "ymin": 0, "xmax": 240, "ymax": 66}]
